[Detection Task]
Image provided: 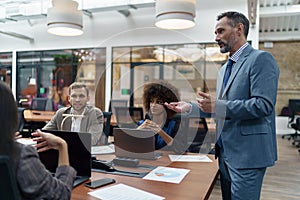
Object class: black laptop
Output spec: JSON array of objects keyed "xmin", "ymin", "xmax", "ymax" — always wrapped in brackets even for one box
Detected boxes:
[
  {"xmin": 38, "ymin": 130, "xmax": 92, "ymax": 187},
  {"xmin": 113, "ymin": 128, "xmax": 162, "ymax": 160}
]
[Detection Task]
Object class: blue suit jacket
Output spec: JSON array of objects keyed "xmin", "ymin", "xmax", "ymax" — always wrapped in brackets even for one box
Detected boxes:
[{"xmin": 193, "ymin": 45, "xmax": 279, "ymax": 169}]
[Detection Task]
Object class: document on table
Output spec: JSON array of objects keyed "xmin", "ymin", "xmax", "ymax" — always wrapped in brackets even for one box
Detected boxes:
[
  {"xmin": 143, "ymin": 166, "xmax": 190, "ymax": 184},
  {"xmin": 88, "ymin": 183, "xmax": 165, "ymax": 200},
  {"xmin": 91, "ymin": 144, "xmax": 115, "ymax": 154},
  {"xmin": 168, "ymin": 154, "xmax": 212, "ymax": 162},
  {"xmin": 16, "ymin": 138, "xmax": 36, "ymax": 146}
]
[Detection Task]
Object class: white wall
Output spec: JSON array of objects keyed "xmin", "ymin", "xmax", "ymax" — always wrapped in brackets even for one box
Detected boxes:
[{"xmin": 0, "ymin": 0, "xmax": 258, "ymax": 100}]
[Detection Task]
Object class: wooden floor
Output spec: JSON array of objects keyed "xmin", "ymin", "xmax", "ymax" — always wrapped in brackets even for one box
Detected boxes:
[{"xmin": 209, "ymin": 135, "xmax": 300, "ymax": 200}]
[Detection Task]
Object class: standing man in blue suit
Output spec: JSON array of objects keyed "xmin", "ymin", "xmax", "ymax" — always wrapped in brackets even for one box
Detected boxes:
[{"xmin": 165, "ymin": 11, "xmax": 279, "ymax": 200}]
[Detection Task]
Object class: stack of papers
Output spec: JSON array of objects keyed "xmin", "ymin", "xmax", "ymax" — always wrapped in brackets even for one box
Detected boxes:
[
  {"xmin": 91, "ymin": 144, "xmax": 115, "ymax": 154},
  {"xmin": 143, "ymin": 166, "xmax": 190, "ymax": 184},
  {"xmin": 88, "ymin": 183, "xmax": 165, "ymax": 200},
  {"xmin": 16, "ymin": 138, "xmax": 36, "ymax": 146},
  {"xmin": 168, "ymin": 154, "xmax": 212, "ymax": 162}
]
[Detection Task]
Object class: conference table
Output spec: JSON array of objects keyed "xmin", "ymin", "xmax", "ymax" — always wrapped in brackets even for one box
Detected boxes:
[{"xmin": 71, "ymin": 153, "xmax": 219, "ymax": 200}]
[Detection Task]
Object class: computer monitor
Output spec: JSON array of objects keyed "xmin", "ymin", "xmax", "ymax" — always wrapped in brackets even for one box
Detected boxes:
[
  {"xmin": 115, "ymin": 107, "xmax": 144, "ymax": 128},
  {"xmin": 289, "ymin": 99, "xmax": 300, "ymax": 116},
  {"xmin": 108, "ymin": 99, "xmax": 128, "ymax": 115}
]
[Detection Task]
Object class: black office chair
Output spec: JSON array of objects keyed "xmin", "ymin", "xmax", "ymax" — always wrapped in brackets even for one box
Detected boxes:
[
  {"xmin": 26, "ymin": 97, "xmax": 49, "ymax": 133},
  {"xmin": 115, "ymin": 106, "xmax": 143, "ymax": 128},
  {"xmin": 0, "ymin": 156, "xmax": 21, "ymax": 200},
  {"xmin": 30, "ymin": 97, "xmax": 48, "ymax": 111},
  {"xmin": 184, "ymin": 116, "xmax": 209, "ymax": 153},
  {"xmin": 102, "ymin": 111, "xmax": 112, "ymax": 144},
  {"xmin": 17, "ymin": 107, "xmax": 31, "ymax": 138},
  {"xmin": 291, "ymin": 117, "xmax": 300, "ymax": 146},
  {"xmin": 282, "ymin": 99, "xmax": 300, "ymax": 141},
  {"xmin": 17, "ymin": 107, "xmax": 26, "ymax": 133}
]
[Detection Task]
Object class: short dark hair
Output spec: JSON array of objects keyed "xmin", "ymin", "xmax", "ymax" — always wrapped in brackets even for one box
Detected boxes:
[
  {"xmin": 69, "ymin": 82, "xmax": 89, "ymax": 96},
  {"xmin": 143, "ymin": 80, "xmax": 179, "ymax": 119},
  {"xmin": 0, "ymin": 82, "xmax": 18, "ymax": 156},
  {"xmin": 217, "ymin": 11, "xmax": 249, "ymax": 38}
]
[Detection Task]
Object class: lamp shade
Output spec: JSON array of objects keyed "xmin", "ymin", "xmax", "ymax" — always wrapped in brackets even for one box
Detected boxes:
[
  {"xmin": 155, "ymin": 0, "xmax": 196, "ymax": 30},
  {"xmin": 47, "ymin": 0, "xmax": 83, "ymax": 36}
]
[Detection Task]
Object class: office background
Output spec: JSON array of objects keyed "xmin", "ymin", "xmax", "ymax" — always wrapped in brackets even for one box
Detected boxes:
[{"xmin": 0, "ymin": 0, "xmax": 298, "ymax": 114}]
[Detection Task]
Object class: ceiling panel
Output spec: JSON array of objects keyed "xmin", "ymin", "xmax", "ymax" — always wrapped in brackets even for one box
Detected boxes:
[
  {"xmin": 0, "ymin": 0, "xmax": 299, "ymax": 41},
  {"xmin": 259, "ymin": 0, "xmax": 300, "ymax": 41}
]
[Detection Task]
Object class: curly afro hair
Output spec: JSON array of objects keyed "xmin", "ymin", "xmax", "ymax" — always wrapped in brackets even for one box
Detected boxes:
[{"xmin": 142, "ymin": 80, "xmax": 180, "ymax": 119}]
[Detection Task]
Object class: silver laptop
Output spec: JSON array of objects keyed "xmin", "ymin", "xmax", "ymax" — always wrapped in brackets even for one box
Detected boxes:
[
  {"xmin": 39, "ymin": 130, "xmax": 92, "ymax": 187},
  {"xmin": 113, "ymin": 128, "xmax": 162, "ymax": 160}
]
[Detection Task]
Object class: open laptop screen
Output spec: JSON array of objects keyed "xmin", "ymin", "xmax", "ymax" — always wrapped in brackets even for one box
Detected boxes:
[{"xmin": 38, "ymin": 130, "xmax": 91, "ymax": 177}]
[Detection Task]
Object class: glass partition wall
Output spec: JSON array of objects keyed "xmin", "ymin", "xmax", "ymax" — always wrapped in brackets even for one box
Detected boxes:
[
  {"xmin": 17, "ymin": 48, "xmax": 106, "ymax": 111},
  {"xmin": 112, "ymin": 43, "xmax": 228, "ymax": 110}
]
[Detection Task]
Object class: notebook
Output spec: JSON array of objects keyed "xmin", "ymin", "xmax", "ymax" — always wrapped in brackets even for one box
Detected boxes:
[
  {"xmin": 113, "ymin": 128, "xmax": 162, "ymax": 160},
  {"xmin": 38, "ymin": 130, "xmax": 92, "ymax": 187}
]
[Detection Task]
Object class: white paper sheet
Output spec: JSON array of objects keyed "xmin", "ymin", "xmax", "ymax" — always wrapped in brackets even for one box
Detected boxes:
[
  {"xmin": 168, "ymin": 154, "xmax": 212, "ymax": 162},
  {"xmin": 143, "ymin": 166, "xmax": 190, "ymax": 184},
  {"xmin": 16, "ymin": 138, "xmax": 36, "ymax": 146},
  {"xmin": 91, "ymin": 144, "xmax": 115, "ymax": 155},
  {"xmin": 88, "ymin": 183, "xmax": 165, "ymax": 200}
]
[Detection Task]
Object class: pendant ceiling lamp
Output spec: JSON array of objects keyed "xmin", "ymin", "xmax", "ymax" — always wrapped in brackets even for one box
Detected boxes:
[
  {"xmin": 155, "ymin": 0, "xmax": 196, "ymax": 30},
  {"xmin": 47, "ymin": 0, "xmax": 83, "ymax": 36}
]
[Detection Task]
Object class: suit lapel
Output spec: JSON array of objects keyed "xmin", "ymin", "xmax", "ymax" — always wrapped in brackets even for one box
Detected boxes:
[{"xmin": 220, "ymin": 45, "xmax": 253, "ymax": 98}]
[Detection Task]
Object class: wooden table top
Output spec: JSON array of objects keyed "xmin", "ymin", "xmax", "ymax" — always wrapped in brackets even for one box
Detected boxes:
[
  {"xmin": 24, "ymin": 110, "xmax": 55, "ymax": 122},
  {"xmin": 71, "ymin": 153, "xmax": 219, "ymax": 200}
]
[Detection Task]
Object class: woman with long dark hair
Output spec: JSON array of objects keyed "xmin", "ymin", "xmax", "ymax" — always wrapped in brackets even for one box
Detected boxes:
[{"xmin": 0, "ymin": 82, "xmax": 76, "ymax": 200}]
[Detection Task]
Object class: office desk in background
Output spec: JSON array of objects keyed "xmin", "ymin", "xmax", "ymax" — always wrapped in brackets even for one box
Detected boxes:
[
  {"xmin": 23, "ymin": 110, "xmax": 55, "ymax": 122},
  {"xmin": 71, "ymin": 154, "xmax": 219, "ymax": 200}
]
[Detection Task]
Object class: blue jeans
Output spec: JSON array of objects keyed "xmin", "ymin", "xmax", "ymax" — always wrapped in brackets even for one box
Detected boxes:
[{"xmin": 218, "ymin": 149, "xmax": 266, "ymax": 200}]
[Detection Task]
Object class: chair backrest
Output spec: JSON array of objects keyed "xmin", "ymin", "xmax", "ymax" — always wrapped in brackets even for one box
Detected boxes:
[
  {"xmin": 279, "ymin": 106, "xmax": 291, "ymax": 117},
  {"xmin": 17, "ymin": 107, "xmax": 26, "ymax": 133},
  {"xmin": 30, "ymin": 97, "xmax": 48, "ymax": 111},
  {"xmin": 182, "ymin": 116, "xmax": 208, "ymax": 153},
  {"xmin": 187, "ymin": 117, "xmax": 208, "ymax": 143},
  {"xmin": 102, "ymin": 111, "xmax": 112, "ymax": 144},
  {"xmin": 115, "ymin": 107, "xmax": 144, "ymax": 128},
  {"xmin": 108, "ymin": 99, "xmax": 128, "ymax": 115},
  {"xmin": 296, "ymin": 117, "xmax": 300, "ymax": 130},
  {"xmin": 0, "ymin": 156, "xmax": 21, "ymax": 200}
]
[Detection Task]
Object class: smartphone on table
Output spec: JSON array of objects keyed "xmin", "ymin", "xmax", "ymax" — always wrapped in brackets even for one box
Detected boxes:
[{"xmin": 84, "ymin": 178, "xmax": 116, "ymax": 189}]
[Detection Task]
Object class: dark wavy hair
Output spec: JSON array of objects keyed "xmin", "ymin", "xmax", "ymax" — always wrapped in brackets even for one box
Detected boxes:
[
  {"xmin": 142, "ymin": 80, "xmax": 180, "ymax": 119},
  {"xmin": 0, "ymin": 82, "xmax": 18, "ymax": 156}
]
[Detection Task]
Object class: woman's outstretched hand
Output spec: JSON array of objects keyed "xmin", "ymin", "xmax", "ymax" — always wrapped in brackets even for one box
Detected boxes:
[
  {"xmin": 164, "ymin": 101, "xmax": 191, "ymax": 113},
  {"xmin": 32, "ymin": 130, "xmax": 67, "ymax": 153}
]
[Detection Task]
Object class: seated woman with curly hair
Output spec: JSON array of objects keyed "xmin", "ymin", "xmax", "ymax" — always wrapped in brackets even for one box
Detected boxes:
[{"xmin": 137, "ymin": 80, "xmax": 186, "ymax": 153}]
